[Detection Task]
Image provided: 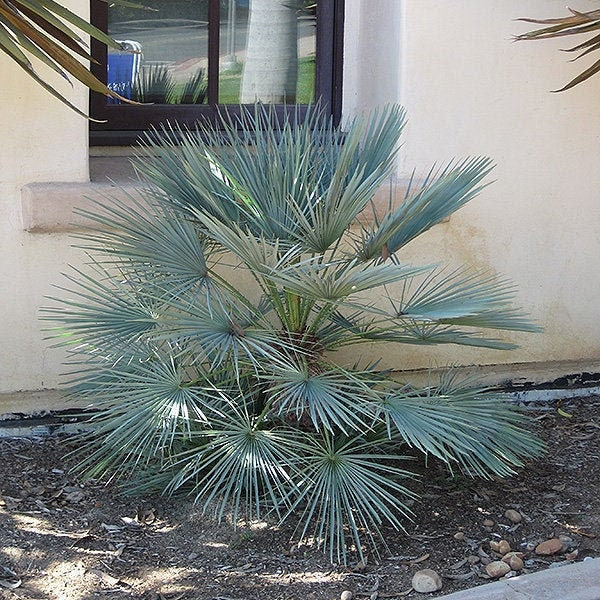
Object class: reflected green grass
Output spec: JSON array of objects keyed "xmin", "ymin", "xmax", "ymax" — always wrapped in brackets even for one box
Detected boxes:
[{"xmin": 218, "ymin": 55, "xmax": 315, "ymax": 104}]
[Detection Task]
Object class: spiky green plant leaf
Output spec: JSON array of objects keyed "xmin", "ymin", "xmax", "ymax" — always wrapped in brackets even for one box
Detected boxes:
[
  {"xmin": 164, "ymin": 401, "xmax": 302, "ymax": 522},
  {"xmin": 377, "ymin": 377, "xmax": 545, "ymax": 478},
  {"xmin": 287, "ymin": 431, "xmax": 416, "ymax": 563}
]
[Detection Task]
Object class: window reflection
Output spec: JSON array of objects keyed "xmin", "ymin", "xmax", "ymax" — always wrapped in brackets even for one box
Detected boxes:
[{"xmin": 107, "ymin": 1, "xmax": 316, "ymax": 106}]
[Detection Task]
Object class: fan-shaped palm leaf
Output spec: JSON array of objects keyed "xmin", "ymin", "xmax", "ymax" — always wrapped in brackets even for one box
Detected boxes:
[
  {"xmin": 267, "ymin": 258, "xmax": 428, "ymax": 303},
  {"xmin": 391, "ymin": 268, "xmax": 541, "ymax": 332},
  {"xmin": 286, "ymin": 431, "xmax": 416, "ymax": 563},
  {"xmin": 43, "ymin": 261, "xmax": 159, "ymax": 351},
  {"xmin": 74, "ymin": 192, "xmax": 213, "ymax": 297},
  {"xmin": 69, "ymin": 350, "xmax": 220, "ymax": 479},
  {"xmin": 164, "ymin": 402, "xmax": 302, "ymax": 522},
  {"xmin": 263, "ymin": 361, "xmax": 379, "ymax": 433},
  {"xmin": 377, "ymin": 380, "xmax": 545, "ymax": 478}
]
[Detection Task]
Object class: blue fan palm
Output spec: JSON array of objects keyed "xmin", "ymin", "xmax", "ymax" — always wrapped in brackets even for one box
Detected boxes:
[{"xmin": 44, "ymin": 103, "xmax": 544, "ymax": 563}]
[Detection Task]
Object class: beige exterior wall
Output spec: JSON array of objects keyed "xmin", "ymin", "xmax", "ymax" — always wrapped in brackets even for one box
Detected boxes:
[
  {"xmin": 343, "ymin": 0, "xmax": 600, "ymax": 372},
  {"xmin": 0, "ymin": 0, "xmax": 89, "ymax": 396},
  {"xmin": 1, "ymin": 1, "xmax": 599, "ymax": 406}
]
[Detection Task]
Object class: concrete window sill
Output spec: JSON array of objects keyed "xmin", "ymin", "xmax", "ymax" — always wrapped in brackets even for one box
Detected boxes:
[
  {"xmin": 21, "ymin": 157, "xmax": 138, "ymax": 233},
  {"xmin": 21, "ymin": 157, "xmax": 438, "ymax": 233}
]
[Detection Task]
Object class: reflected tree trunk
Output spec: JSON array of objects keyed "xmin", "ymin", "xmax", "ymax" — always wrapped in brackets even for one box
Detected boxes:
[{"xmin": 240, "ymin": 0, "xmax": 298, "ymax": 103}]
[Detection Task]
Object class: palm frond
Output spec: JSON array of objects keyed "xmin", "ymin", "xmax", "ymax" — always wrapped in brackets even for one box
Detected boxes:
[
  {"xmin": 263, "ymin": 361, "xmax": 379, "ymax": 433},
  {"xmin": 391, "ymin": 268, "xmax": 541, "ymax": 332},
  {"xmin": 324, "ymin": 312, "xmax": 520, "ymax": 351},
  {"xmin": 377, "ymin": 381, "xmax": 545, "ymax": 478},
  {"xmin": 515, "ymin": 7, "xmax": 600, "ymax": 91},
  {"xmin": 135, "ymin": 104, "xmax": 405, "ymax": 253},
  {"xmin": 0, "ymin": 0, "xmax": 141, "ymax": 115},
  {"xmin": 286, "ymin": 431, "xmax": 416, "ymax": 563},
  {"xmin": 189, "ymin": 209, "xmax": 299, "ymax": 273},
  {"xmin": 68, "ymin": 350, "xmax": 218, "ymax": 479},
  {"xmin": 160, "ymin": 292, "xmax": 288, "ymax": 371},
  {"xmin": 45, "ymin": 102, "xmax": 544, "ymax": 564},
  {"xmin": 266, "ymin": 258, "xmax": 428, "ymax": 303},
  {"xmin": 42, "ymin": 261, "xmax": 160, "ymax": 351},
  {"xmin": 164, "ymin": 403, "xmax": 302, "ymax": 522},
  {"xmin": 73, "ymin": 192, "xmax": 214, "ymax": 297},
  {"xmin": 356, "ymin": 158, "xmax": 494, "ymax": 261},
  {"xmin": 134, "ymin": 129, "xmax": 242, "ymax": 223}
]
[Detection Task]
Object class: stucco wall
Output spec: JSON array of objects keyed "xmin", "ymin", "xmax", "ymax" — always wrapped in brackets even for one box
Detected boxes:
[
  {"xmin": 1, "ymin": 0, "xmax": 599, "ymax": 403},
  {"xmin": 0, "ymin": 0, "xmax": 89, "ymax": 395},
  {"xmin": 343, "ymin": 0, "xmax": 600, "ymax": 372}
]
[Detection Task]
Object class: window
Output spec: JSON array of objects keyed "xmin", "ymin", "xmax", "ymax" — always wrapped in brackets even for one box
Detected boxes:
[{"xmin": 90, "ymin": 0, "xmax": 344, "ymax": 145}]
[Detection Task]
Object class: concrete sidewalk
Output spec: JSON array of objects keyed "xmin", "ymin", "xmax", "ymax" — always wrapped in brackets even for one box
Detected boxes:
[{"xmin": 436, "ymin": 558, "xmax": 600, "ymax": 600}]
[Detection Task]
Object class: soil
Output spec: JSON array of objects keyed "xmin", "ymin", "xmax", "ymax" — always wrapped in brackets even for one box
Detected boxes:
[{"xmin": 0, "ymin": 396, "xmax": 598, "ymax": 600}]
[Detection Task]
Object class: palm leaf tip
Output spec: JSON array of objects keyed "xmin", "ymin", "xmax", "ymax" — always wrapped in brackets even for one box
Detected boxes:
[{"xmin": 516, "ymin": 7, "xmax": 600, "ymax": 91}]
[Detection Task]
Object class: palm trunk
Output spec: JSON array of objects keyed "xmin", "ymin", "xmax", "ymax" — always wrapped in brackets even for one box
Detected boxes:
[{"xmin": 240, "ymin": 0, "xmax": 298, "ymax": 103}]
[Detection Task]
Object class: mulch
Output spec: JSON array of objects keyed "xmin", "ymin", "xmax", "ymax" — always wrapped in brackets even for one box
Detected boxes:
[{"xmin": 0, "ymin": 396, "xmax": 598, "ymax": 600}]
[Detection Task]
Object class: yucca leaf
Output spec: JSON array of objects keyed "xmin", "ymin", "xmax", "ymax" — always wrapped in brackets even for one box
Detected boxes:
[
  {"xmin": 554, "ymin": 55, "xmax": 600, "ymax": 92},
  {"xmin": 0, "ymin": 0, "xmax": 143, "ymax": 115},
  {"xmin": 13, "ymin": 0, "xmax": 95, "ymax": 59},
  {"xmin": 15, "ymin": 0, "xmax": 124, "ymax": 49}
]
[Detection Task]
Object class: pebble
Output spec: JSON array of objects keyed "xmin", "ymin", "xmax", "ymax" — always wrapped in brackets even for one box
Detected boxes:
[
  {"xmin": 504, "ymin": 509, "xmax": 522, "ymax": 524},
  {"xmin": 486, "ymin": 561, "xmax": 511, "ymax": 578},
  {"xmin": 340, "ymin": 591, "xmax": 354, "ymax": 600},
  {"xmin": 411, "ymin": 569, "xmax": 443, "ymax": 593},
  {"xmin": 508, "ymin": 555, "xmax": 524, "ymax": 571},
  {"xmin": 535, "ymin": 538, "xmax": 563, "ymax": 556},
  {"xmin": 489, "ymin": 539, "xmax": 510, "ymax": 555},
  {"xmin": 467, "ymin": 555, "xmax": 480, "ymax": 565},
  {"xmin": 558, "ymin": 535, "xmax": 573, "ymax": 544},
  {"xmin": 453, "ymin": 531, "xmax": 465, "ymax": 541},
  {"xmin": 483, "ymin": 519, "xmax": 494, "ymax": 527},
  {"xmin": 502, "ymin": 551, "xmax": 524, "ymax": 563}
]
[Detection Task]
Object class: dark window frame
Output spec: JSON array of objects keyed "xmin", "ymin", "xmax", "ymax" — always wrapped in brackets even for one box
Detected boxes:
[{"xmin": 89, "ymin": 0, "xmax": 344, "ymax": 146}]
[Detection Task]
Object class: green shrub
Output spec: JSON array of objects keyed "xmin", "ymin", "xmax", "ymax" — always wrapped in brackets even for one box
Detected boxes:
[{"xmin": 45, "ymin": 104, "xmax": 544, "ymax": 563}]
